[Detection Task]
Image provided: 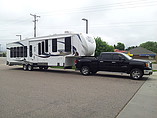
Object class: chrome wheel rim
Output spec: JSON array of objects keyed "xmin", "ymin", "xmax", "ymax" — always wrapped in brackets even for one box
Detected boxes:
[
  {"xmin": 82, "ymin": 67, "xmax": 89, "ymax": 75},
  {"xmin": 23, "ymin": 65, "xmax": 27, "ymax": 70},
  {"xmin": 132, "ymin": 71, "xmax": 141, "ymax": 79},
  {"xmin": 28, "ymin": 65, "xmax": 32, "ymax": 71}
]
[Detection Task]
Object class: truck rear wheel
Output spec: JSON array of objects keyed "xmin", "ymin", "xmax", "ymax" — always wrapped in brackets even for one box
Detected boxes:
[
  {"xmin": 130, "ymin": 68, "xmax": 143, "ymax": 80},
  {"xmin": 80, "ymin": 66, "xmax": 90, "ymax": 75}
]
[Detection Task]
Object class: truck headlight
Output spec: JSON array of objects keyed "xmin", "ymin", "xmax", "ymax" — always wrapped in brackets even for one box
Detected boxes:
[
  {"xmin": 145, "ymin": 63, "xmax": 149, "ymax": 67},
  {"xmin": 145, "ymin": 62, "xmax": 151, "ymax": 68}
]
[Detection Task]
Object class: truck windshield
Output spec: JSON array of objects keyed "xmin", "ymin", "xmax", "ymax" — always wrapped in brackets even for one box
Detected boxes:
[{"xmin": 121, "ymin": 53, "xmax": 132, "ymax": 60}]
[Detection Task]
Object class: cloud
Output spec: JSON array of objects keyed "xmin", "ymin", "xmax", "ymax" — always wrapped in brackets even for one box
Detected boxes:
[{"xmin": 0, "ymin": 0, "xmax": 157, "ymax": 51}]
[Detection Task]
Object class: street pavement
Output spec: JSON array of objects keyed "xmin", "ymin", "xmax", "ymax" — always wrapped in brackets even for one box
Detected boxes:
[
  {"xmin": 117, "ymin": 72, "xmax": 157, "ymax": 118},
  {"xmin": 0, "ymin": 57, "xmax": 157, "ymax": 118}
]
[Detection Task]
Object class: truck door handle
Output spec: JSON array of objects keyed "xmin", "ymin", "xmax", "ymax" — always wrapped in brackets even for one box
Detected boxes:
[
  {"xmin": 112, "ymin": 61, "xmax": 116, "ymax": 64},
  {"xmin": 100, "ymin": 61, "xmax": 103, "ymax": 62}
]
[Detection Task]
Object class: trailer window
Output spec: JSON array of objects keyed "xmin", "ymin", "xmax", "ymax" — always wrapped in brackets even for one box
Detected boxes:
[
  {"xmin": 29, "ymin": 45, "xmax": 32, "ymax": 57},
  {"xmin": 45, "ymin": 40, "xmax": 48, "ymax": 52},
  {"xmin": 42, "ymin": 42, "xmax": 45, "ymax": 54},
  {"xmin": 20, "ymin": 47, "xmax": 23, "ymax": 57},
  {"xmin": 13, "ymin": 47, "xmax": 16, "ymax": 58},
  {"xmin": 38, "ymin": 43, "xmax": 41, "ymax": 55},
  {"xmin": 65, "ymin": 37, "xmax": 71, "ymax": 52},
  {"xmin": 10, "ymin": 48, "xmax": 13, "ymax": 58},
  {"xmin": 24, "ymin": 46, "xmax": 27, "ymax": 57},
  {"xmin": 52, "ymin": 39, "xmax": 57, "ymax": 52},
  {"xmin": 17, "ymin": 47, "xmax": 20, "ymax": 57}
]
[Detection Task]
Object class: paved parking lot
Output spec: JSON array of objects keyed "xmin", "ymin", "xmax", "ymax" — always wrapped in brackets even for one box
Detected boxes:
[{"xmin": 0, "ymin": 57, "xmax": 150, "ymax": 118}]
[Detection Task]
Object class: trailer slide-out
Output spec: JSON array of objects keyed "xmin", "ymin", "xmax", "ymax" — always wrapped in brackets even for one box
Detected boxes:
[{"xmin": 6, "ymin": 32, "xmax": 96, "ymax": 71}]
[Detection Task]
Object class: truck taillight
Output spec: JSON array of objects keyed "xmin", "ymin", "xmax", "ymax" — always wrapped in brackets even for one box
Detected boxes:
[{"xmin": 75, "ymin": 60, "xmax": 79, "ymax": 64}]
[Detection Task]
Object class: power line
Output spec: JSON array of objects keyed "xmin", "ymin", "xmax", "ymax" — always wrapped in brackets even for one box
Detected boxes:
[{"xmin": 39, "ymin": 0, "xmax": 157, "ymax": 16}]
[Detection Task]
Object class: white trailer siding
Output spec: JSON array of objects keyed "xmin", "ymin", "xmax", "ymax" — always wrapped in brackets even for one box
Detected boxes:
[{"xmin": 6, "ymin": 33, "xmax": 96, "ymax": 68}]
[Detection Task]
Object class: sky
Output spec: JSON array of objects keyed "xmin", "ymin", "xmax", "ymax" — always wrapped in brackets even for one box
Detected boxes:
[{"xmin": 0, "ymin": 0, "xmax": 157, "ymax": 51}]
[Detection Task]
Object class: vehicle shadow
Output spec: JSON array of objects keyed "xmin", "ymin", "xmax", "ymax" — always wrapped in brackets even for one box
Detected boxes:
[
  {"xmin": 9, "ymin": 67, "xmax": 148, "ymax": 81},
  {"xmin": 94, "ymin": 73, "xmax": 148, "ymax": 81}
]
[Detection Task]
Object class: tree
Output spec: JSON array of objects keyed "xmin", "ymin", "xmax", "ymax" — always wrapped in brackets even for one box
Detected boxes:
[
  {"xmin": 114, "ymin": 42, "xmax": 125, "ymax": 50},
  {"xmin": 2, "ymin": 52, "xmax": 6, "ymax": 57},
  {"xmin": 140, "ymin": 41, "xmax": 157, "ymax": 53},
  {"xmin": 95, "ymin": 37, "xmax": 114, "ymax": 56}
]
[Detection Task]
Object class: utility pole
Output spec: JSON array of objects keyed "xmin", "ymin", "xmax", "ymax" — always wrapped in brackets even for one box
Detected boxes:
[
  {"xmin": 0, "ymin": 44, "xmax": 1, "ymax": 52},
  {"xmin": 30, "ymin": 14, "xmax": 40, "ymax": 37},
  {"xmin": 16, "ymin": 35, "xmax": 22, "ymax": 40}
]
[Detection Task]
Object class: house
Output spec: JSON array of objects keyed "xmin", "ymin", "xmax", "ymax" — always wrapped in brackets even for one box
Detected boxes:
[{"xmin": 128, "ymin": 47, "xmax": 156, "ymax": 60}]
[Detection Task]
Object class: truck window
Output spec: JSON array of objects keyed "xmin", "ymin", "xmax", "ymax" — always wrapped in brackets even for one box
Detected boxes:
[
  {"xmin": 101, "ymin": 54, "xmax": 112, "ymax": 60},
  {"xmin": 113, "ymin": 54, "xmax": 123, "ymax": 60},
  {"xmin": 65, "ymin": 37, "xmax": 71, "ymax": 52},
  {"xmin": 52, "ymin": 39, "xmax": 57, "ymax": 52}
]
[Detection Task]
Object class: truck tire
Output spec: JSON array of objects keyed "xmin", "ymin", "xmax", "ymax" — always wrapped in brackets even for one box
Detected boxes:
[
  {"xmin": 23, "ymin": 64, "xmax": 28, "ymax": 71},
  {"xmin": 28, "ymin": 65, "xmax": 33, "ymax": 71},
  {"xmin": 80, "ymin": 66, "xmax": 90, "ymax": 75},
  {"xmin": 130, "ymin": 68, "xmax": 143, "ymax": 80}
]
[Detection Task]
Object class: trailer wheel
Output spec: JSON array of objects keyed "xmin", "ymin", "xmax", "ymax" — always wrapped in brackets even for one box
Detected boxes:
[
  {"xmin": 39, "ymin": 67, "xmax": 43, "ymax": 70},
  {"xmin": 80, "ymin": 66, "xmax": 90, "ymax": 75},
  {"xmin": 28, "ymin": 65, "xmax": 33, "ymax": 71},
  {"xmin": 43, "ymin": 66, "xmax": 48, "ymax": 70},
  {"xmin": 23, "ymin": 64, "xmax": 28, "ymax": 71},
  {"xmin": 130, "ymin": 68, "xmax": 143, "ymax": 80}
]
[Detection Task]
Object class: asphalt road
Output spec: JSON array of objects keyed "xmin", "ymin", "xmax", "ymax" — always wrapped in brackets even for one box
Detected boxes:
[{"xmin": 0, "ymin": 57, "xmax": 148, "ymax": 118}]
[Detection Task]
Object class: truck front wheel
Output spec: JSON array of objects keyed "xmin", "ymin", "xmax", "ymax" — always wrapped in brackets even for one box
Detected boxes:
[
  {"xmin": 130, "ymin": 68, "xmax": 143, "ymax": 80},
  {"xmin": 80, "ymin": 66, "xmax": 90, "ymax": 76}
]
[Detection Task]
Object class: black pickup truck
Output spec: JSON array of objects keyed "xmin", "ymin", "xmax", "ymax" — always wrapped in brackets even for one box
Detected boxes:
[{"xmin": 75, "ymin": 52, "xmax": 153, "ymax": 79}]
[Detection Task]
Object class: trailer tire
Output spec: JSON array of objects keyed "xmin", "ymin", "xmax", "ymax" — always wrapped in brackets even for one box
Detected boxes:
[
  {"xmin": 130, "ymin": 68, "xmax": 143, "ymax": 80},
  {"xmin": 43, "ymin": 66, "xmax": 48, "ymax": 70},
  {"xmin": 80, "ymin": 66, "xmax": 90, "ymax": 76},
  {"xmin": 28, "ymin": 65, "xmax": 33, "ymax": 71},
  {"xmin": 23, "ymin": 64, "xmax": 28, "ymax": 71},
  {"xmin": 39, "ymin": 67, "xmax": 43, "ymax": 70}
]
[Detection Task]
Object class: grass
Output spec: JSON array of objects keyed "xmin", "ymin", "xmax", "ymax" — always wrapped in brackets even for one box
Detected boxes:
[
  {"xmin": 153, "ymin": 70, "xmax": 157, "ymax": 72},
  {"xmin": 51, "ymin": 66, "xmax": 64, "ymax": 69}
]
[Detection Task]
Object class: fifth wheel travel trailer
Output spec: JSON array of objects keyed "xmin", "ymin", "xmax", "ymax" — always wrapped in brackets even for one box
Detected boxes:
[{"xmin": 6, "ymin": 32, "xmax": 96, "ymax": 71}]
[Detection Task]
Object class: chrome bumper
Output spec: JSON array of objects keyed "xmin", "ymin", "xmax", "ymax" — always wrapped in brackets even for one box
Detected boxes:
[{"xmin": 144, "ymin": 70, "xmax": 153, "ymax": 75}]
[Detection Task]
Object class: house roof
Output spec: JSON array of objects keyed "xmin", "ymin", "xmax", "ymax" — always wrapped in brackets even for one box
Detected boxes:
[{"xmin": 129, "ymin": 47, "xmax": 156, "ymax": 56}]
